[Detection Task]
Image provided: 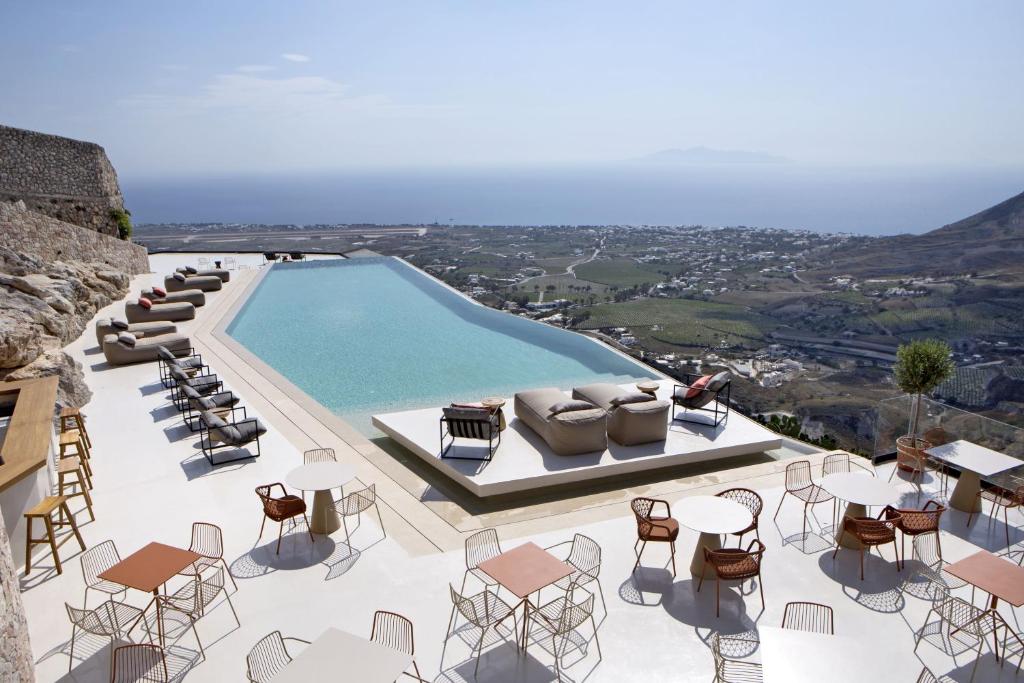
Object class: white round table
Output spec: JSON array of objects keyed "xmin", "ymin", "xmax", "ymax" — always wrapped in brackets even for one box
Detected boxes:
[
  {"xmin": 285, "ymin": 462, "xmax": 356, "ymax": 534},
  {"xmin": 820, "ymin": 472, "xmax": 898, "ymax": 549},
  {"xmin": 675, "ymin": 496, "xmax": 753, "ymax": 579}
]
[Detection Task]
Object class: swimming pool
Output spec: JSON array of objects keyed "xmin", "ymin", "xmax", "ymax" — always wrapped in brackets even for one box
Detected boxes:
[{"xmin": 226, "ymin": 257, "xmax": 659, "ymax": 433}]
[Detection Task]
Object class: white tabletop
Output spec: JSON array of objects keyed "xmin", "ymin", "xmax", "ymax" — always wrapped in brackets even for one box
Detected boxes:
[
  {"xmin": 285, "ymin": 462, "xmax": 356, "ymax": 492},
  {"xmin": 760, "ymin": 626, "xmax": 910, "ymax": 682},
  {"xmin": 272, "ymin": 627, "xmax": 412, "ymax": 683},
  {"xmin": 674, "ymin": 496, "xmax": 753, "ymax": 534},
  {"xmin": 925, "ymin": 440, "xmax": 1022, "ymax": 477},
  {"xmin": 820, "ymin": 472, "xmax": 898, "ymax": 506}
]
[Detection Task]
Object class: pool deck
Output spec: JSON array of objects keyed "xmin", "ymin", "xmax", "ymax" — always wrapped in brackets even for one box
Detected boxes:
[{"xmin": 372, "ymin": 383, "xmax": 782, "ymax": 497}]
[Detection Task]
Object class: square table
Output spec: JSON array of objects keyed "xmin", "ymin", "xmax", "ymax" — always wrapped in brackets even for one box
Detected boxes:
[
  {"xmin": 925, "ymin": 440, "xmax": 1022, "ymax": 512},
  {"xmin": 945, "ymin": 550, "xmax": 1024, "ymax": 609},
  {"xmin": 98, "ymin": 542, "xmax": 202, "ymax": 645},
  {"xmin": 272, "ymin": 627, "xmax": 412, "ymax": 683},
  {"xmin": 759, "ymin": 626, "xmax": 913, "ymax": 682},
  {"xmin": 477, "ymin": 542, "xmax": 573, "ymax": 647}
]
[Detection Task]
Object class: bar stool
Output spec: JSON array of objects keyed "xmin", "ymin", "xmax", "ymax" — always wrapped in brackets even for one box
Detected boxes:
[
  {"xmin": 24, "ymin": 495, "xmax": 85, "ymax": 575},
  {"xmin": 57, "ymin": 457, "xmax": 95, "ymax": 522},
  {"xmin": 60, "ymin": 406, "xmax": 92, "ymax": 449},
  {"xmin": 59, "ymin": 430, "xmax": 92, "ymax": 485}
]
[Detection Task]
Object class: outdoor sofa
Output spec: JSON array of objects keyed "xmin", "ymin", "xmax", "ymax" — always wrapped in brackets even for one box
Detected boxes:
[
  {"xmin": 94, "ymin": 318, "xmax": 177, "ymax": 346},
  {"xmin": 165, "ymin": 272, "xmax": 222, "ymax": 293},
  {"xmin": 513, "ymin": 387, "xmax": 607, "ymax": 455},
  {"xmin": 125, "ymin": 299, "xmax": 195, "ymax": 323},
  {"xmin": 572, "ymin": 382, "xmax": 670, "ymax": 446},
  {"xmin": 101, "ymin": 332, "xmax": 191, "ymax": 365},
  {"xmin": 141, "ymin": 286, "xmax": 206, "ymax": 307}
]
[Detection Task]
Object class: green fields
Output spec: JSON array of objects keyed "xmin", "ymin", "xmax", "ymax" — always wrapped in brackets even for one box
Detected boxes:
[
  {"xmin": 573, "ymin": 258, "xmax": 669, "ymax": 288},
  {"xmin": 868, "ymin": 303, "xmax": 1024, "ymax": 339}
]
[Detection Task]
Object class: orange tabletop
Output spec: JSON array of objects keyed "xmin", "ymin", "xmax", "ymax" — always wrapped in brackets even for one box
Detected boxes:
[
  {"xmin": 946, "ymin": 550, "xmax": 1024, "ymax": 608},
  {"xmin": 478, "ymin": 542, "xmax": 572, "ymax": 598},
  {"xmin": 98, "ymin": 542, "xmax": 202, "ymax": 594}
]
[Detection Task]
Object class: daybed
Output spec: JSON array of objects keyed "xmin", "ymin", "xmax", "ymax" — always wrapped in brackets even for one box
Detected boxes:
[
  {"xmin": 94, "ymin": 318, "xmax": 177, "ymax": 346},
  {"xmin": 175, "ymin": 266, "xmax": 230, "ymax": 283},
  {"xmin": 572, "ymin": 383, "xmax": 670, "ymax": 446},
  {"xmin": 165, "ymin": 272, "xmax": 222, "ymax": 292},
  {"xmin": 513, "ymin": 387, "xmax": 607, "ymax": 455},
  {"xmin": 142, "ymin": 286, "xmax": 206, "ymax": 307},
  {"xmin": 101, "ymin": 332, "xmax": 191, "ymax": 365},
  {"xmin": 125, "ymin": 299, "xmax": 195, "ymax": 323}
]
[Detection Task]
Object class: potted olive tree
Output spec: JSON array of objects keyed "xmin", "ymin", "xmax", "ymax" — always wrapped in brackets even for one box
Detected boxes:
[{"xmin": 892, "ymin": 339, "xmax": 954, "ymax": 471}]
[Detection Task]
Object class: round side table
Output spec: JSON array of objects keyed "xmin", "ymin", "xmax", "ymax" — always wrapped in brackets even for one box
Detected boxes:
[
  {"xmin": 675, "ymin": 496, "xmax": 753, "ymax": 579},
  {"xmin": 636, "ymin": 381, "xmax": 660, "ymax": 397},
  {"xmin": 285, "ymin": 462, "xmax": 356, "ymax": 534},
  {"xmin": 481, "ymin": 397, "xmax": 507, "ymax": 431},
  {"xmin": 820, "ymin": 472, "xmax": 898, "ymax": 549}
]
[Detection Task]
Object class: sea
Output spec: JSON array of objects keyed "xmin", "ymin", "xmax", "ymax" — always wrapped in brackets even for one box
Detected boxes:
[{"xmin": 122, "ymin": 164, "xmax": 1024, "ymax": 236}]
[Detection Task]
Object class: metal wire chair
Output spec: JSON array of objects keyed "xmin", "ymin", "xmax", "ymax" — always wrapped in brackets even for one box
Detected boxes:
[
  {"xmin": 371, "ymin": 610, "xmax": 424, "ymax": 681},
  {"xmin": 66, "ymin": 600, "xmax": 149, "ymax": 675},
  {"xmin": 780, "ymin": 601, "xmax": 834, "ymax": 634},
  {"xmin": 303, "ymin": 447, "xmax": 337, "ymax": 464},
  {"xmin": 969, "ymin": 484, "xmax": 1024, "ymax": 548},
  {"xmin": 709, "ymin": 631, "xmax": 763, "ymax": 683},
  {"xmin": 549, "ymin": 534, "xmax": 606, "ymax": 615},
  {"xmin": 157, "ymin": 568, "xmax": 239, "ymax": 661},
  {"xmin": 80, "ymin": 540, "xmax": 127, "ymax": 607},
  {"xmin": 526, "ymin": 588, "xmax": 601, "ymax": 681},
  {"xmin": 111, "ymin": 644, "xmax": 169, "ymax": 683},
  {"xmin": 246, "ymin": 631, "xmax": 311, "ymax": 682},
  {"xmin": 822, "ymin": 451, "xmax": 876, "ymax": 477},
  {"xmin": 445, "ymin": 584, "xmax": 520, "ymax": 677},
  {"xmin": 717, "ymin": 488, "xmax": 763, "ymax": 545},
  {"xmin": 773, "ymin": 460, "xmax": 833, "ymax": 549},
  {"xmin": 916, "ymin": 667, "xmax": 938, "ymax": 683},
  {"xmin": 334, "ymin": 483, "xmax": 386, "ymax": 546},
  {"xmin": 884, "ymin": 500, "xmax": 945, "ymax": 562},
  {"xmin": 914, "ymin": 589, "xmax": 996, "ymax": 683},
  {"xmin": 179, "ymin": 522, "xmax": 237, "ymax": 591},
  {"xmin": 460, "ymin": 528, "xmax": 502, "ymax": 592},
  {"xmin": 900, "ymin": 533, "xmax": 968, "ymax": 601}
]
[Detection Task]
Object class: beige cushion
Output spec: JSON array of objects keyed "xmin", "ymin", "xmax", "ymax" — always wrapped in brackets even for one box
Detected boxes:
[
  {"xmin": 549, "ymin": 400, "xmax": 596, "ymax": 416},
  {"xmin": 514, "ymin": 387, "xmax": 607, "ymax": 456},
  {"xmin": 117, "ymin": 332, "xmax": 137, "ymax": 347},
  {"xmin": 573, "ymin": 383, "xmax": 669, "ymax": 446}
]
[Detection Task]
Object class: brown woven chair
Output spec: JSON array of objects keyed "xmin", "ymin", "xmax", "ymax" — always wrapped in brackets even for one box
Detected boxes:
[
  {"xmin": 370, "ymin": 610, "xmax": 424, "ymax": 682},
  {"xmin": 111, "ymin": 644, "xmax": 169, "ymax": 683},
  {"xmin": 968, "ymin": 483, "xmax": 1023, "ymax": 548},
  {"xmin": 256, "ymin": 483, "xmax": 314, "ymax": 554},
  {"xmin": 832, "ymin": 511, "xmax": 902, "ymax": 580},
  {"xmin": 698, "ymin": 539, "xmax": 766, "ymax": 618},
  {"xmin": 773, "ymin": 460, "xmax": 833, "ymax": 549},
  {"xmin": 631, "ymin": 497, "xmax": 679, "ymax": 577},
  {"xmin": 716, "ymin": 488, "xmax": 763, "ymax": 545},
  {"xmin": 780, "ymin": 601, "xmax": 834, "ymax": 634},
  {"xmin": 883, "ymin": 500, "xmax": 945, "ymax": 562}
]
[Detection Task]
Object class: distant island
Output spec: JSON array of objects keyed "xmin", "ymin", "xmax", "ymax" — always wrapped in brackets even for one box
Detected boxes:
[{"xmin": 633, "ymin": 146, "xmax": 790, "ymax": 165}]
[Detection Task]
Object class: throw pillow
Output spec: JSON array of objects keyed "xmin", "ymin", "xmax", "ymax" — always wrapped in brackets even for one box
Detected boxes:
[
  {"xmin": 683, "ymin": 375, "xmax": 712, "ymax": 399},
  {"xmin": 549, "ymin": 399, "xmax": 596, "ymax": 415},
  {"xmin": 153, "ymin": 286, "xmax": 166, "ymax": 297},
  {"xmin": 117, "ymin": 332, "xmax": 137, "ymax": 347},
  {"xmin": 138, "ymin": 297, "xmax": 152, "ymax": 309},
  {"xmin": 610, "ymin": 392, "xmax": 655, "ymax": 407},
  {"xmin": 706, "ymin": 371, "xmax": 732, "ymax": 393},
  {"xmin": 185, "ymin": 266, "xmax": 198, "ymax": 274},
  {"xmin": 173, "ymin": 272, "xmax": 187, "ymax": 282},
  {"xmin": 110, "ymin": 318, "xmax": 129, "ymax": 330}
]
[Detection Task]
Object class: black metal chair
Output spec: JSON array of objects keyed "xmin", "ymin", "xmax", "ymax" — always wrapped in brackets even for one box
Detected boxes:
[
  {"xmin": 168, "ymin": 366, "xmax": 223, "ymax": 412},
  {"xmin": 179, "ymin": 384, "xmax": 242, "ymax": 432},
  {"xmin": 199, "ymin": 407, "xmax": 266, "ymax": 465},
  {"xmin": 671, "ymin": 371, "xmax": 731, "ymax": 427},
  {"xmin": 439, "ymin": 406, "xmax": 501, "ymax": 461},
  {"xmin": 157, "ymin": 345, "xmax": 207, "ymax": 389}
]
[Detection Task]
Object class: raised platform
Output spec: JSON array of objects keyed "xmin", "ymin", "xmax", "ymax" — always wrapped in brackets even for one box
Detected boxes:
[{"xmin": 372, "ymin": 380, "xmax": 783, "ymax": 497}]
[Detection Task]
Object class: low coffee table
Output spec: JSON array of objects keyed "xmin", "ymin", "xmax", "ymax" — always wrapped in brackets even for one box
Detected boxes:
[
  {"xmin": 675, "ymin": 496, "xmax": 753, "ymax": 578},
  {"xmin": 286, "ymin": 462, "xmax": 356, "ymax": 534},
  {"xmin": 480, "ymin": 397, "xmax": 507, "ymax": 431}
]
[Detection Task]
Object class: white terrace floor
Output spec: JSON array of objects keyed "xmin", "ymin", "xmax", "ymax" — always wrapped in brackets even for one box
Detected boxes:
[{"xmin": 18, "ymin": 253, "xmax": 1024, "ymax": 682}]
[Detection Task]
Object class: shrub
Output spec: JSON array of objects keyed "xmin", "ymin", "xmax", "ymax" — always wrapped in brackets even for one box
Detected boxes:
[{"xmin": 111, "ymin": 208, "xmax": 132, "ymax": 240}]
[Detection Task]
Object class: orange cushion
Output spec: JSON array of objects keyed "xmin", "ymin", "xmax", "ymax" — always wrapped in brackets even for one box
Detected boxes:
[
  {"xmin": 684, "ymin": 375, "xmax": 712, "ymax": 399},
  {"xmin": 138, "ymin": 297, "xmax": 152, "ymax": 309},
  {"xmin": 152, "ymin": 286, "xmax": 166, "ymax": 297}
]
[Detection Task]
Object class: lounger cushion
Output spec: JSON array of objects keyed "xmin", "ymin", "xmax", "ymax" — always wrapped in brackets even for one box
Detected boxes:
[
  {"xmin": 138, "ymin": 297, "xmax": 152, "ymax": 309},
  {"xmin": 111, "ymin": 318, "xmax": 129, "ymax": 330},
  {"xmin": 234, "ymin": 419, "xmax": 267, "ymax": 442},
  {"xmin": 95, "ymin": 319, "xmax": 177, "ymax": 345},
  {"xmin": 197, "ymin": 392, "xmax": 240, "ymax": 411},
  {"xmin": 706, "ymin": 371, "xmax": 731, "ymax": 392},
  {"xmin": 514, "ymin": 387, "xmax": 607, "ymax": 456},
  {"xmin": 125, "ymin": 301, "xmax": 195, "ymax": 323},
  {"xmin": 102, "ymin": 332, "xmax": 191, "ymax": 365},
  {"xmin": 683, "ymin": 375, "xmax": 712, "ymax": 399},
  {"xmin": 549, "ymin": 400, "xmax": 597, "ymax": 416},
  {"xmin": 164, "ymin": 274, "xmax": 222, "ymax": 292},
  {"xmin": 185, "ymin": 266, "xmax": 198, "ymax": 274},
  {"xmin": 173, "ymin": 272, "xmax": 187, "ymax": 282},
  {"xmin": 610, "ymin": 392, "xmax": 655, "ymax": 407},
  {"xmin": 443, "ymin": 406, "xmax": 491, "ymax": 421},
  {"xmin": 117, "ymin": 332, "xmax": 137, "ymax": 347}
]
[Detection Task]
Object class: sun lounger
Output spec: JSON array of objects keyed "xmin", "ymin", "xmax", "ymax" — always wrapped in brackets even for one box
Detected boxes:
[
  {"xmin": 94, "ymin": 318, "xmax": 177, "ymax": 346},
  {"xmin": 572, "ymin": 383, "xmax": 670, "ymax": 445},
  {"xmin": 142, "ymin": 287, "xmax": 206, "ymax": 307},
  {"xmin": 165, "ymin": 272, "xmax": 223, "ymax": 292},
  {"xmin": 125, "ymin": 299, "xmax": 195, "ymax": 323},
  {"xmin": 175, "ymin": 266, "xmax": 230, "ymax": 283},
  {"xmin": 513, "ymin": 387, "xmax": 607, "ymax": 455},
  {"xmin": 101, "ymin": 332, "xmax": 192, "ymax": 365}
]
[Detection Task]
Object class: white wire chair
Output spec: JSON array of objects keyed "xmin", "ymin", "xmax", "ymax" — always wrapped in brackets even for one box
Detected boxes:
[{"xmin": 246, "ymin": 631, "xmax": 310, "ymax": 682}]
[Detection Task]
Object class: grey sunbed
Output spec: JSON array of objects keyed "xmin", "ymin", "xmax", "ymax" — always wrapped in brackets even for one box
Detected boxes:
[
  {"xmin": 94, "ymin": 318, "xmax": 177, "ymax": 346},
  {"xmin": 165, "ymin": 272, "xmax": 222, "ymax": 292},
  {"xmin": 102, "ymin": 332, "xmax": 192, "ymax": 365},
  {"xmin": 142, "ymin": 287, "xmax": 206, "ymax": 307},
  {"xmin": 573, "ymin": 383, "xmax": 670, "ymax": 446},
  {"xmin": 176, "ymin": 267, "xmax": 230, "ymax": 283},
  {"xmin": 513, "ymin": 387, "xmax": 607, "ymax": 455},
  {"xmin": 125, "ymin": 299, "xmax": 195, "ymax": 323}
]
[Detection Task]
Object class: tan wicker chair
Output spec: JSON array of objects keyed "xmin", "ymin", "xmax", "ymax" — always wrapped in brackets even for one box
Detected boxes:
[
  {"xmin": 526, "ymin": 588, "xmax": 601, "ymax": 681},
  {"xmin": 832, "ymin": 512, "xmax": 902, "ymax": 580},
  {"xmin": 781, "ymin": 601, "xmax": 834, "ymax": 634},
  {"xmin": 698, "ymin": 539, "xmax": 766, "ymax": 618},
  {"xmin": 81, "ymin": 540, "xmax": 127, "ymax": 607},
  {"xmin": 547, "ymin": 534, "xmax": 607, "ymax": 615},
  {"xmin": 246, "ymin": 631, "xmax": 310, "ymax": 682},
  {"xmin": 914, "ymin": 590, "xmax": 996, "ymax": 683},
  {"xmin": 884, "ymin": 500, "xmax": 945, "ymax": 561},
  {"xmin": 968, "ymin": 483, "xmax": 1023, "ymax": 548},
  {"xmin": 370, "ymin": 610, "xmax": 424, "ymax": 681},
  {"xmin": 716, "ymin": 488, "xmax": 763, "ymax": 545},
  {"xmin": 256, "ymin": 483, "xmax": 314, "ymax": 554},
  {"xmin": 111, "ymin": 644, "xmax": 169, "ymax": 683},
  {"xmin": 709, "ymin": 631, "xmax": 763, "ymax": 683},
  {"xmin": 445, "ymin": 584, "xmax": 520, "ymax": 677},
  {"xmin": 461, "ymin": 528, "xmax": 502, "ymax": 592},
  {"xmin": 631, "ymin": 497, "xmax": 679, "ymax": 576},
  {"xmin": 773, "ymin": 460, "xmax": 833, "ymax": 549},
  {"xmin": 66, "ymin": 601, "xmax": 149, "ymax": 675},
  {"xmin": 178, "ymin": 522, "xmax": 237, "ymax": 591}
]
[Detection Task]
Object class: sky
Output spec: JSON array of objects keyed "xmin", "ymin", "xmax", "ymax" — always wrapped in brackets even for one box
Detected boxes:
[{"xmin": 1, "ymin": 1, "xmax": 1022, "ymax": 178}]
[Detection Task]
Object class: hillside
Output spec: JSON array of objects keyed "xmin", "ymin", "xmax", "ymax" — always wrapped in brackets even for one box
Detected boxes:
[{"xmin": 813, "ymin": 189, "xmax": 1024, "ymax": 278}]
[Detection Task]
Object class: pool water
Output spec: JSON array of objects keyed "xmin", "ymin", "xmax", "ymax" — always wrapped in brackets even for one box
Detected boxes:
[{"xmin": 227, "ymin": 257, "xmax": 658, "ymax": 433}]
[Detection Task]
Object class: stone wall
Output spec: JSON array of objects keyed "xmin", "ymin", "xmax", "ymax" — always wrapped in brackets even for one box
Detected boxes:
[
  {"xmin": 0, "ymin": 201, "xmax": 149, "ymax": 275},
  {"xmin": 0, "ymin": 509, "xmax": 34, "ymax": 682},
  {"xmin": 0, "ymin": 124, "xmax": 125, "ymax": 236}
]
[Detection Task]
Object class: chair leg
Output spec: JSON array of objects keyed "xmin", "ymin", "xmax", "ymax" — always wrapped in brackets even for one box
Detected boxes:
[
  {"xmin": 303, "ymin": 513, "xmax": 314, "ymax": 544},
  {"xmin": 258, "ymin": 514, "xmax": 267, "ymax": 541},
  {"xmin": 276, "ymin": 521, "xmax": 284, "ymax": 554},
  {"xmin": 758, "ymin": 573, "xmax": 765, "ymax": 610},
  {"xmin": 669, "ymin": 541, "xmax": 677, "ymax": 577},
  {"xmin": 221, "ymin": 558, "xmax": 238, "ymax": 591},
  {"xmin": 44, "ymin": 516, "xmax": 62, "ymax": 575},
  {"xmin": 772, "ymin": 491, "xmax": 789, "ymax": 520},
  {"xmin": 223, "ymin": 589, "xmax": 241, "ymax": 626},
  {"xmin": 375, "ymin": 502, "xmax": 386, "ymax": 539},
  {"xmin": 632, "ymin": 539, "xmax": 647, "ymax": 573},
  {"xmin": 715, "ymin": 578, "xmax": 721, "ymax": 618},
  {"xmin": 67, "ymin": 623, "xmax": 77, "ymax": 672},
  {"xmin": 859, "ymin": 546, "xmax": 865, "ymax": 581}
]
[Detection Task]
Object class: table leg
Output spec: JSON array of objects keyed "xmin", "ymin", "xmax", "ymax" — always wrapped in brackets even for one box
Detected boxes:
[
  {"xmin": 690, "ymin": 532, "xmax": 721, "ymax": 579},
  {"xmin": 950, "ymin": 470, "xmax": 983, "ymax": 513},
  {"xmin": 837, "ymin": 502, "xmax": 868, "ymax": 549},
  {"xmin": 309, "ymin": 489, "xmax": 340, "ymax": 534},
  {"xmin": 153, "ymin": 589, "xmax": 163, "ymax": 647}
]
